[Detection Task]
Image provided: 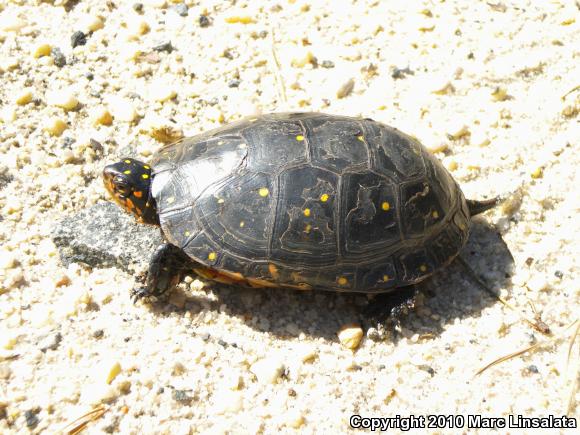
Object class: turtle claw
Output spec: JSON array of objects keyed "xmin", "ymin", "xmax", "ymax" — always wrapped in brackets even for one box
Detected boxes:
[{"xmin": 130, "ymin": 287, "xmax": 157, "ymax": 304}]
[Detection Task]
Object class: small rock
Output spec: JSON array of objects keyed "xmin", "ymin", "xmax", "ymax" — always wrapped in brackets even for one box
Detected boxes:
[
  {"xmin": 25, "ymin": 408, "xmax": 40, "ymax": 429},
  {"xmin": 225, "ymin": 15, "xmax": 256, "ymax": 24},
  {"xmin": 491, "ymin": 86, "xmax": 509, "ymax": 101},
  {"xmin": 432, "ymin": 81, "xmax": 455, "ymax": 95},
  {"xmin": 93, "ymin": 329, "xmax": 104, "ymax": 339},
  {"xmin": 530, "ymin": 166, "xmax": 543, "ymax": 179},
  {"xmin": 105, "ymin": 361, "xmax": 122, "ymax": 384},
  {"xmin": 338, "ymin": 324, "xmax": 364, "ymax": 350},
  {"xmin": 250, "ymin": 357, "xmax": 284, "ymax": 384},
  {"xmin": 79, "ymin": 14, "xmax": 104, "ymax": 33},
  {"xmin": 90, "ymin": 106, "xmax": 113, "ymax": 126},
  {"xmin": 321, "ymin": 60, "xmax": 335, "ymax": 68},
  {"xmin": 199, "ymin": 15, "xmax": 211, "ymax": 27},
  {"xmin": 172, "ymin": 389, "xmax": 193, "ymax": 405},
  {"xmin": 15, "ymin": 89, "xmax": 33, "ymax": 106},
  {"xmin": 47, "ymin": 90, "xmax": 79, "ymax": 110},
  {"xmin": 391, "ymin": 66, "xmax": 414, "ymax": 79},
  {"xmin": 126, "ymin": 17, "xmax": 150, "ymax": 38},
  {"xmin": 140, "ymin": 115, "xmax": 183, "ymax": 143},
  {"xmin": 71, "ymin": 31, "xmax": 87, "ymax": 48},
  {"xmin": 51, "ymin": 47, "xmax": 67, "ymax": 67},
  {"xmin": 336, "ymin": 78, "xmax": 355, "ymax": 99},
  {"xmin": 133, "ymin": 3, "xmax": 144, "ymax": 13},
  {"xmin": 172, "ymin": 3, "xmax": 188, "ymax": 17},
  {"xmin": 0, "ymin": 363, "xmax": 12, "ymax": 380},
  {"xmin": 291, "ymin": 51, "xmax": 316, "ymax": 68},
  {"xmin": 153, "ymin": 41, "xmax": 173, "ymax": 53},
  {"xmin": 39, "ymin": 332, "xmax": 62, "ymax": 352},
  {"xmin": 446, "ymin": 124, "xmax": 470, "ymax": 140},
  {"xmin": 44, "ymin": 117, "xmax": 68, "ymax": 136},
  {"xmin": 228, "ymin": 79, "xmax": 241, "ymax": 88},
  {"xmin": 33, "ymin": 42, "xmax": 52, "ymax": 59}
]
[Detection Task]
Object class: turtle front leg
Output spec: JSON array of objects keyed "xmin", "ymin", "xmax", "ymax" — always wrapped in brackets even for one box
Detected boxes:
[{"xmin": 132, "ymin": 243, "xmax": 197, "ymax": 303}]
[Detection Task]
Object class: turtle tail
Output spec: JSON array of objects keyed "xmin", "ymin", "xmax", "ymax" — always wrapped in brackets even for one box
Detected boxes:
[{"xmin": 466, "ymin": 197, "xmax": 501, "ymax": 216}]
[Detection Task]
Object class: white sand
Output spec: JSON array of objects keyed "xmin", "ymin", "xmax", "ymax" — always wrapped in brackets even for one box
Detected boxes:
[{"xmin": 0, "ymin": 0, "xmax": 578, "ymax": 433}]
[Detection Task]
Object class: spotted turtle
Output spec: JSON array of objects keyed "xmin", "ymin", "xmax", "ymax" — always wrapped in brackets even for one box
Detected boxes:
[{"xmin": 103, "ymin": 113, "xmax": 497, "ymax": 303}]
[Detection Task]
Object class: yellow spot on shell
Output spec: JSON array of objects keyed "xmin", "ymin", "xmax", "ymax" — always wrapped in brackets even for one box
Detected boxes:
[
  {"xmin": 142, "ymin": 173, "xmax": 149, "ymax": 179},
  {"xmin": 337, "ymin": 277, "xmax": 348, "ymax": 286},
  {"xmin": 381, "ymin": 201, "xmax": 390, "ymax": 211},
  {"xmin": 239, "ymin": 221, "xmax": 245, "ymax": 228},
  {"xmin": 184, "ymin": 231, "xmax": 190, "ymax": 236},
  {"xmin": 420, "ymin": 264, "xmax": 428, "ymax": 272},
  {"xmin": 304, "ymin": 224, "xmax": 312, "ymax": 233},
  {"xmin": 432, "ymin": 210, "xmax": 439, "ymax": 218},
  {"xmin": 208, "ymin": 252, "xmax": 217, "ymax": 261},
  {"xmin": 296, "ymin": 135, "xmax": 305, "ymax": 141},
  {"xmin": 258, "ymin": 187, "xmax": 269, "ymax": 197},
  {"xmin": 382, "ymin": 275, "xmax": 390, "ymax": 282},
  {"xmin": 167, "ymin": 196, "xmax": 175, "ymax": 204},
  {"xmin": 268, "ymin": 264, "xmax": 279, "ymax": 279},
  {"xmin": 124, "ymin": 159, "xmax": 131, "ymax": 164},
  {"xmin": 303, "ymin": 208, "xmax": 311, "ymax": 217},
  {"xmin": 357, "ymin": 135, "xmax": 364, "ymax": 142},
  {"xmin": 123, "ymin": 170, "xmax": 131, "ymax": 175},
  {"xmin": 143, "ymin": 165, "xmax": 150, "ymax": 169},
  {"xmin": 320, "ymin": 193, "xmax": 329, "ymax": 202},
  {"xmin": 217, "ymin": 198, "xmax": 225, "ymax": 204}
]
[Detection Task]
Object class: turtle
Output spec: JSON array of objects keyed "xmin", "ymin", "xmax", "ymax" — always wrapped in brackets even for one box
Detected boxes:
[{"xmin": 103, "ymin": 112, "xmax": 497, "ymax": 308}]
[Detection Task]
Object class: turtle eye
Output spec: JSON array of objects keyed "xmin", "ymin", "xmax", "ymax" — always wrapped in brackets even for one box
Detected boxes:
[{"xmin": 113, "ymin": 175, "xmax": 132, "ymax": 196}]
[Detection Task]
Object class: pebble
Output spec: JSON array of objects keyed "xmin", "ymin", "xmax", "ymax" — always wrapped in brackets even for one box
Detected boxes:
[
  {"xmin": 127, "ymin": 17, "xmax": 150, "ymax": 38},
  {"xmin": 90, "ymin": 106, "xmax": 113, "ymax": 126},
  {"xmin": 291, "ymin": 51, "xmax": 316, "ymax": 68},
  {"xmin": 25, "ymin": 409, "xmax": 40, "ymax": 429},
  {"xmin": 50, "ymin": 47, "xmax": 66, "ymax": 67},
  {"xmin": 153, "ymin": 41, "xmax": 173, "ymax": 53},
  {"xmin": 44, "ymin": 117, "xmax": 68, "ymax": 136},
  {"xmin": 71, "ymin": 31, "xmax": 87, "ymax": 48},
  {"xmin": 32, "ymin": 42, "xmax": 52, "ymax": 58},
  {"xmin": 491, "ymin": 87, "xmax": 509, "ymax": 101},
  {"xmin": 336, "ymin": 78, "xmax": 355, "ymax": 99},
  {"xmin": 199, "ymin": 15, "xmax": 211, "ymax": 27},
  {"xmin": 321, "ymin": 60, "xmax": 335, "ymax": 68},
  {"xmin": 105, "ymin": 361, "xmax": 122, "ymax": 384},
  {"xmin": 172, "ymin": 3, "xmax": 188, "ymax": 17},
  {"xmin": 446, "ymin": 124, "xmax": 470, "ymax": 140},
  {"xmin": 38, "ymin": 332, "xmax": 62, "ymax": 352},
  {"xmin": 337, "ymin": 324, "xmax": 364, "ymax": 350},
  {"xmin": 225, "ymin": 15, "xmax": 256, "ymax": 24},
  {"xmin": 172, "ymin": 389, "xmax": 193, "ymax": 405},
  {"xmin": 15, "ymin": 89, "xmax": 33, "ymax": 106},
  {"xmin": 432, "ymin": 81, "xmax": 455, "ymax": 95},
  {"xmin": 47, "ymin": 90, "xmax": 79, "ymax": 110},
  {"xmin": 250, "ymin": 357, "xmax": 285, "ymax": 384},
  {"xmin": 530, "ymin": 166, "xmax": 543, "ymax": 179},
  {"xmin": 108, "ymin": 97, "xmax": 138, "ymax": 123},
  {"xmin": 78, "ymin": 14, "xmax": 104, "ymax": 33}
]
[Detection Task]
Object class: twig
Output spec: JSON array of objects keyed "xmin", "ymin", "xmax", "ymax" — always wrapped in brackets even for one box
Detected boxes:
[
  {"xmin": 270, "ymin": 27, "xmax": 288, "ymax": 109},
  {"xmin": 59, "ymin": 406, "xmax": 107, "ymax": 435}
]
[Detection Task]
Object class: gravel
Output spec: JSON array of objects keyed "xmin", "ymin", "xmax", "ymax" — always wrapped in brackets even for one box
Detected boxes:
[{"xmin": 0, "ymin": 1, "xmax": 578, "ymax": 433}]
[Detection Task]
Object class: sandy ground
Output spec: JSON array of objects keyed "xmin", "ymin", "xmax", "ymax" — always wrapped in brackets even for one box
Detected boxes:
[{"xmin": 0, "ymin": 0, "xmax": 579, "ymax": 433}]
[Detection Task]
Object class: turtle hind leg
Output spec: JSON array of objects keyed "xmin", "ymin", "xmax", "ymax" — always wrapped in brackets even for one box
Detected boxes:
[
  {"xmin": 466, "ymin": 197, "xmax": 500, "ymax": 216},
  {"xmin": 132, "ymin": 243, "xmax": 197, "ymax": 303},
  {"xmin": 362, "ymin": 285, "xmax": 419, "ymax": 340}
]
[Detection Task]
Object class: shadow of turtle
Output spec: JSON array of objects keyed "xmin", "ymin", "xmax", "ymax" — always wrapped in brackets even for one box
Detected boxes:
[{"xmin": 177, "ymin": 217, "xmax": 514, "ymax": 342}]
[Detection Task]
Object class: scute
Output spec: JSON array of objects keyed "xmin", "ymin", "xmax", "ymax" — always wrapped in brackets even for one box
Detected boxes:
[{"xmin": 152, "ymin": 112, "xmax": 470, "ymax": 292}]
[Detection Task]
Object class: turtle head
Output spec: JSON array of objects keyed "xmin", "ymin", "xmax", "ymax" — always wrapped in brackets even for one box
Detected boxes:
[{"xmin": 103, "ymin": 158, "xmax": 159, "ymax": 225}]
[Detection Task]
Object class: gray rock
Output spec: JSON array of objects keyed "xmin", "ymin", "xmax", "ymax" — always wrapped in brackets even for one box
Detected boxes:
[{"xmin": 51, "ymin": 201, "xmax": 163, "ymax": 274}]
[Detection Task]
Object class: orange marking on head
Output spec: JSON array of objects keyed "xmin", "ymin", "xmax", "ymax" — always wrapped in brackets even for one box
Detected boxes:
[{"xmin": 133, "ymin": 190, "xmax": 143, "ymax": 198}]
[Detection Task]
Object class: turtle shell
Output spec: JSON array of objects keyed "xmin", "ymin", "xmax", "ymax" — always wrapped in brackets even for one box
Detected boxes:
[{"xmin": 149, "ymin": 113, "xmax": 470, "ymax": 293}]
